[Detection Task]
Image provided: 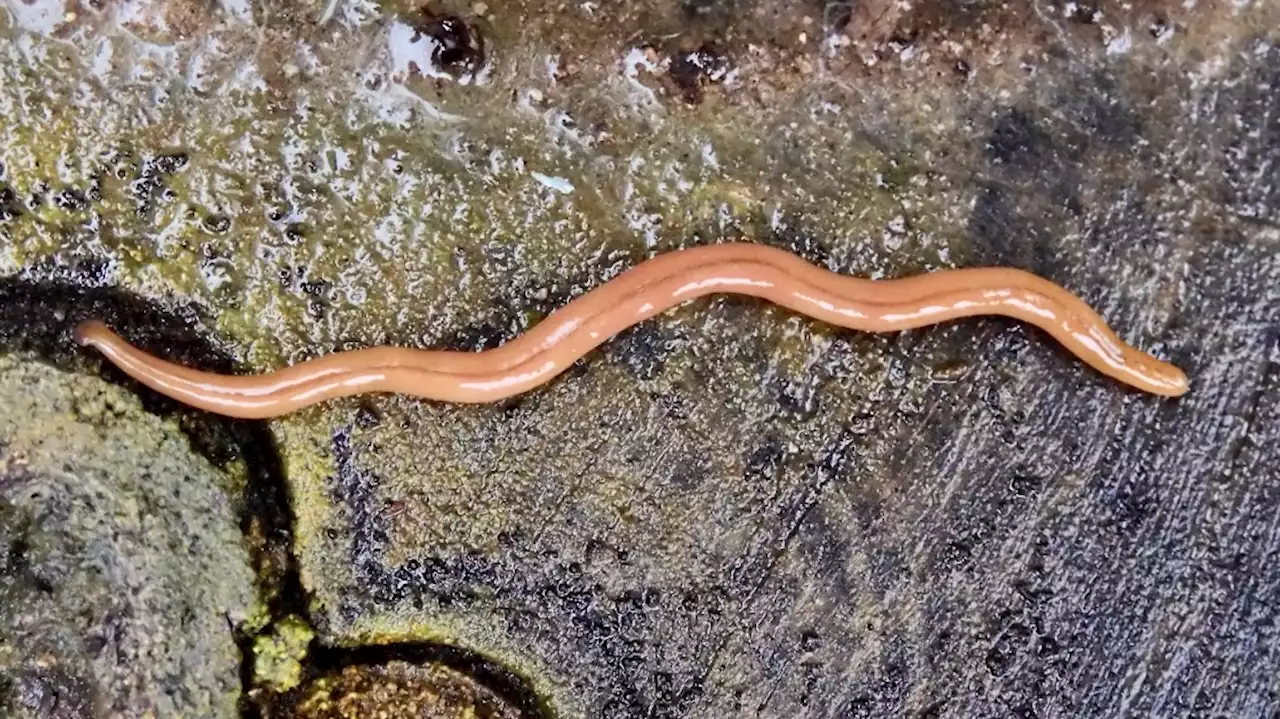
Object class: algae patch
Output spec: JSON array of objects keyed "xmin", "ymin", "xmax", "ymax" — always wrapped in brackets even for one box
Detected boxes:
[{"xmin": 254, "ymin": 614, "xmax": 317, "ymax": 692}]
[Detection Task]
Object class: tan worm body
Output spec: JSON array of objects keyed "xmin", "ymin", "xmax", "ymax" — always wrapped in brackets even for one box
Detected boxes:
[{"xmin": 74, "ymin": 243, "xmax": 1188, "ymax": 418}]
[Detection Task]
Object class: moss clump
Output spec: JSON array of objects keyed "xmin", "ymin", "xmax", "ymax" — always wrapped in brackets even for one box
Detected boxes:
[{"xmin": 254, "ymin": 615, "xmax": 317, "ymax": 692}]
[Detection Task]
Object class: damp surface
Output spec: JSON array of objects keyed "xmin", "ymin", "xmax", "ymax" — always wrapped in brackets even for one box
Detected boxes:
[{"xmin": 2, "ymin": 0, "xmax": 1279, "ymax": 716}]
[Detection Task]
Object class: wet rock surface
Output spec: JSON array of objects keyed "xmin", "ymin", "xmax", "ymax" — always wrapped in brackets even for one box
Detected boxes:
[
  {"xmin": 0, "ymin": 355, "xmax": 256, "ymax": 718},
  {"xmin": 1, "ymin": 0, "xmax": 1278, "ymax": 716}
]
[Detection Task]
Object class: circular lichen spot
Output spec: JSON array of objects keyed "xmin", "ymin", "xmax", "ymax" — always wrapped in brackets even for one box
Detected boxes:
[{"xmin": 295, "ymin": 660, "xmax": 523, "ymax": 719}]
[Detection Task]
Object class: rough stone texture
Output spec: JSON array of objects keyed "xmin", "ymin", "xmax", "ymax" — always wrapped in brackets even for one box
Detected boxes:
[
  {"xmin": 1, "ymin": 0, "xmax": 1278, "ymax": 716},
  {"xmin": 0, "ymin": 355, "xmax": 256, "ymax": 717}
]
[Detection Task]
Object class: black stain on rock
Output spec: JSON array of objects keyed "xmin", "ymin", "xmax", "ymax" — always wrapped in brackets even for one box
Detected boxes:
[
  {"xmin": 680, "ymin": 0, "xmax": 717, "ymax": 17},
  {"xmin": 1079, "ymin": 74, "xmax": 1142, "ymax": 149},
  {"xmin": 327, "ymin": 423, "xmax": 738, "ymax": 718},
  {"xmin": 971, "ymin": 108, "xmax": 1084, "ymax": 272},
  {"xmin": 743, "ymin": 436, "xmax": 787, "ymax": 483},
  {"xmin": 0, "ymin": 184, "xmax": 21, "ymax": 222},
  {"xmin": 329, "ymin": 426, "xmax": 393, "ymax": 592},
  {"xmin": 52, "ymin": 187, "xmax": 88, "ymax": 212},
  {"xmin": 762, "ymin": 222, "xmax": 834, "ymax": 270},
  {"xmin": 970, "ymin": 66, "xmax": 1159, "ymax": 271},
  {"xmin": 129, "ymin": 152, "xmax": 189, "ymax": 219},
  {"xmin": 3, "ymin": 662, "xmax": 98, "ymax": 717},
  {"xmin": 776, "ymin": 375, "xmax": 822, "ymax": 420},
  {"xmin": 1065, "ymin": 2, "xmax": 1100, "ymax": 24},
  {"xmin": 86, "ymin": 171, "xmax": 103, "ymax": 203},
  {"xmin": 815, "ymin": 0, "xmax": 852, "ymax": 32},
  {"xmin": 969, "ymin": 181, "xmax": 1034, "ymax": 268},
  {"xmin": 27, "ymin": 181, "xmax": 48, "ymax": 210},
  {"xmin": 985, "ymin": 109, "xmax": 1053, "ymax": 168},
  {"xmin": 668, "ymin": 44, "xmax": 730, "ymax": 105},
  {"xmin": 445, "ymin": 314, "xmax": 520, "ymax": 353},
  {"xmin": 410, "ymin": 8, "xmax": 487, "ymax": 79},
  {"xmin": 605, "ymin": 322, "xmax": 674, "ymax": 381},
  {"xmin": 300, "ymin": 278, "xmax": 333, "ymax": 300},
  {"xmin": 283, "ymin": 223, "xmax": 307, "ymax": 244},
  {"xmin": 202, "ymin": 214, "xmax": 232, "ymax": 234},
  {"xmin": 669, "ymin": 454, "xmax": 711, "ymax": 491}
]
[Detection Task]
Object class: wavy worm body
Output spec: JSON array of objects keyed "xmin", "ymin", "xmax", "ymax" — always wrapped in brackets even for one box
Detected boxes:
[{"xmin": 74, "ymin": 243, "xmax": 1188, "ymax": 418}]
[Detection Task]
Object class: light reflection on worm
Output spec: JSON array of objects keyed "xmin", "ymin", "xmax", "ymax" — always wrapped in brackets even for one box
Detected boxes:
[{"xmin": 74, "ymin": 243, "xmax": 1188, "ymax": 419}]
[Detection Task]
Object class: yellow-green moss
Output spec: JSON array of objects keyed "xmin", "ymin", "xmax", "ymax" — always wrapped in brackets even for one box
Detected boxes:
[{"xmin": 253, "ymin": 614, "xmax": 317, "ymax": 692}]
